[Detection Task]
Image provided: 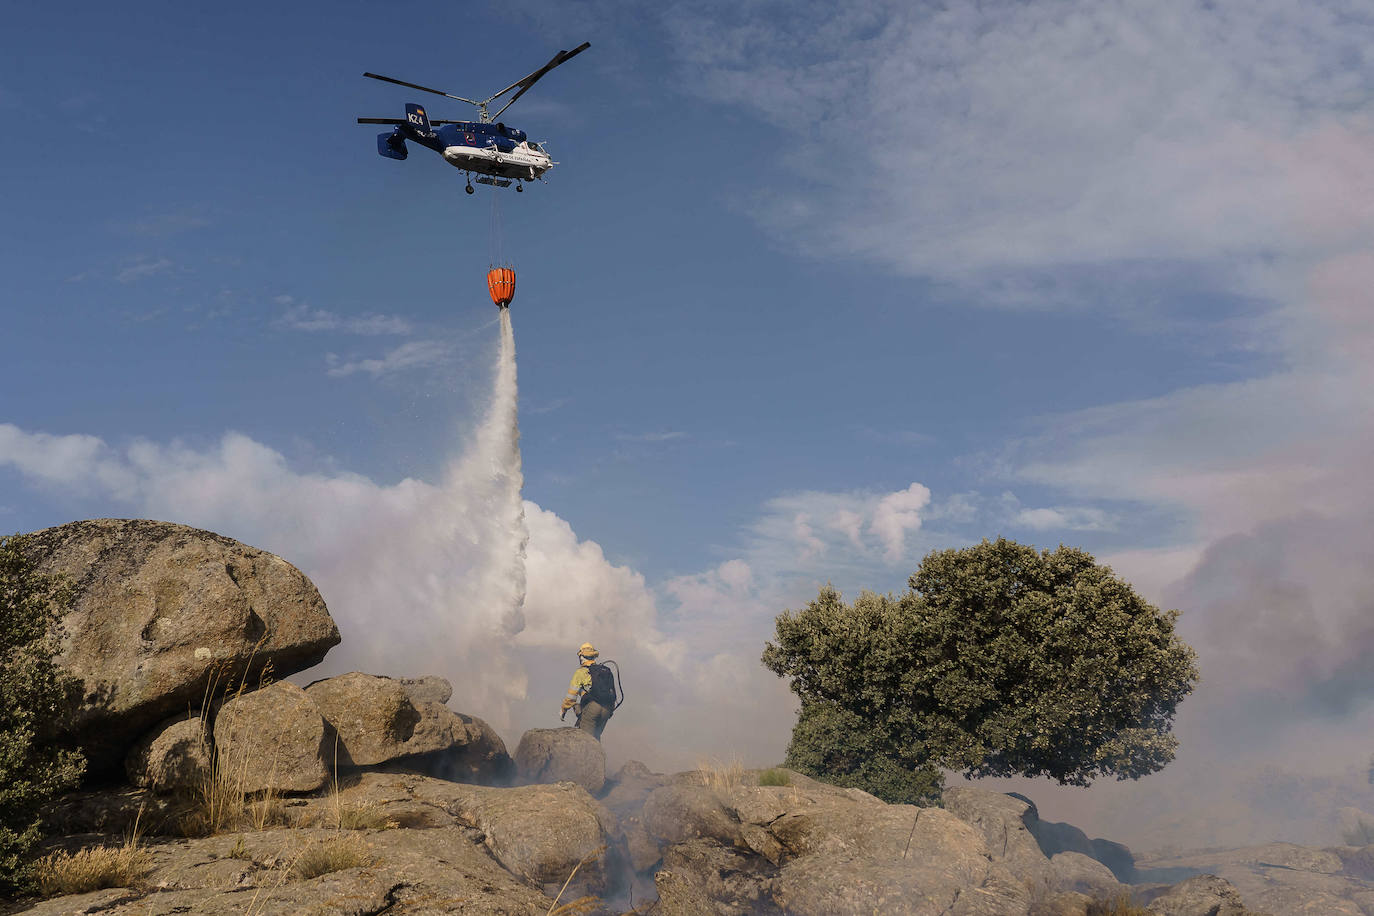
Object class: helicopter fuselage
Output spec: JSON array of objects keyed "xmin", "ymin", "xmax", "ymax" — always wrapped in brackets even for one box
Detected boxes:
[
  {"xmin": 360, "ymin": 43, "xmax": 587, "ymax": 189},
  {"xmin": 382, "ymin": 116, "xmax": 554, "ymax": 182}
]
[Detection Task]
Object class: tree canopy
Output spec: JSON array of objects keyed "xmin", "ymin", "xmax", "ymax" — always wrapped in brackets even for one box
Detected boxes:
[
  {"xmin": 761, "ymin": 538, "xmax": 1198, "ymax": 804},
  {"xmin": 0, "ymin": 534, "xmax": 85, "ymax": 893}
]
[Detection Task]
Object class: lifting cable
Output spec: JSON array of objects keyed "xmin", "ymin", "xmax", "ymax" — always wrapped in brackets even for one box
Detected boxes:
[{"xmin": 489, "ymin": 186, "xmax": 507, "ymax": 270}]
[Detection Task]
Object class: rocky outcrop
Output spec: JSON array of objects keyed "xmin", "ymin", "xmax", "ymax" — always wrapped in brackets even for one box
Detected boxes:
[
  {"xmin": 1136, "ymin": 843, "xmax": 1367, "ymax": 915},
  {"xmin": 305, "ymin": 672, "xmax": 512, "ymax": 784},
  {"xmin": 1142, "ymin": 874, "xmax": 1261, "ymax": 915},
  {"xmin": 602, "ymin": 760, "xmax": 672, "ymax": 873},
  {"xmin": 124, "ymin": 714, "xmax": 210, "ymax": 792},
  {"xmin": 213, "ymin": 681, "xmax": 330, "ymax": 794},
  {"xmin": 26, "ymin": 766, "xmax": 1374, "ymax": 915},
  {"xmin": 303, "ymin": 772, "xmax": 619, "ymax": 899},
  {"xmin": 943, "ymin": 786, "xmax": 1056, "ymax": 891},
  {"xmin": 24, "ymin": 518, "xmax": 340, "ymax": 776},
  {"xmin": 767, "ymin": 789, "xmax": 1031, "ymax": 915},
  {"xmin": 1049, "ymin": 851, "xmax": 1122, "ymax": 898},
  {"xmin": 629, "ymin": 772, "xmax": 1033, "ymax": 915},
  {"xmin": 14, "ymin": 825, "xmax": 556, "ymax": 915},
  {"xmin": 513, "ymin": 726, "xmax": 606, "ymax": 795}
]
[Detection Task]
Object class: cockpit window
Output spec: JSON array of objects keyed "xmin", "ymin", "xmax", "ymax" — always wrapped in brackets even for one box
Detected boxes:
[{"xmin": 528, "ymin": 142, "xmax": 541, "ymax": 152}]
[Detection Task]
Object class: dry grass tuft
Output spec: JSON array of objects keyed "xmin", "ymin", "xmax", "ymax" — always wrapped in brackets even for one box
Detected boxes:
[
  {"xmin": 547, "ymin": 896, "xmax": 601, "ymax": 915},
  {"xmin": 290, "ymin": 834, "xmax": 373, "ymax": 880},
  {"xmin": 179, "ymin": 772, "xmax": 287, "ymax": 837},
  {"xmin": 177, "ymin": 655, "xmax": 292, "ymax": 837},
  {"xmin": 36, "ymin": 840, "xmax": 152, "ymax": 897},
  {"xmin": 337, "ymin": 802, "xmax": 399, "ymax": 831},
  {"xmin": 544, "ymin": 845, "xmax": 606, "ymax": 916},
  {"xmin": 696, "ymin": 756, "xmax": 745, "ymax": 789}
]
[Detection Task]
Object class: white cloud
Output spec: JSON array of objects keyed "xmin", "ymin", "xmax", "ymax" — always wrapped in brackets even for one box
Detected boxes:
[
  {"xmin": 325, "ymin": 340, "xmax": 451, "ymax": 377},
  {"xmin": 663, "ymin": 0, "xmax": 1374, "ymax": 291},
  {"xmin": 1010, "ymin": 505, "xmax": 1114, "ymax": 532},
  {"xmin": 276, "ymin": 301, "xmax": 413, "ymax": 336},
  {"xmin": 870, "ymin": 483, "xmax": 932, "ymax": 561},
  {"xmin": 0, "ymin": 424, "xmax": 138, "ymax": 498},
  {"xmin": 716, "ymin": 558, "xmax": 753, "ymax": 592},
  {"xmin": 741, "ymin": 482, "xmax": 941, "ymax": 581},
  {"xmin": 613, "ymin": 430, "xmax": 688, "ymax": 442},
  {"xmin": 827, "ymin": 508, "xmax": 864, "ymax": 549},
  {"xmin": 116, "ymin": 257, "xmax": 172, "ymax": 284}
]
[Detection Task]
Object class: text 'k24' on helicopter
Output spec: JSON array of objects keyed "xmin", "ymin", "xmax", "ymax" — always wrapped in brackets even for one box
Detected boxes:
[{"xmin": 358, "ymin": 42, "xmax": 589, "ymax": 194}]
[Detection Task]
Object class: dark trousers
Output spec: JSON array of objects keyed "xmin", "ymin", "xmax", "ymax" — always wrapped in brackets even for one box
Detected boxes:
[{"xmin": 577, "ymin": 700, "xmax": 612, "ymax": 739}]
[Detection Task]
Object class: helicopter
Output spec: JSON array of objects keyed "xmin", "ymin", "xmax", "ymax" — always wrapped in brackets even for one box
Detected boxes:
[{"xmin": 358, "ymin": 42, "xmax": 589, "ymax": 194}]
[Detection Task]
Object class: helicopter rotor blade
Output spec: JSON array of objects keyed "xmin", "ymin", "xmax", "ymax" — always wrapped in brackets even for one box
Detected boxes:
[
  {"xmin": 358, "ymin": 117, "xmax": 467, "ymax": 125},
  {"xmin": 363, "ymin": 72, "xmax": 479, "ymax": 106},
  {"xmin": 486, "ymin": 41, "xmax": 590, "ymax": 121}
]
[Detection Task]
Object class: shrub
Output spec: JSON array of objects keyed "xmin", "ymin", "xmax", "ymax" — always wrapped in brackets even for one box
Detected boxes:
[
  {"xmin": 757, "ymin": 768, "xmax": 792, "ymax": 787},
  {"xmin": 0, "ymin": 533, "xmax": 86, "ymax": 894}
]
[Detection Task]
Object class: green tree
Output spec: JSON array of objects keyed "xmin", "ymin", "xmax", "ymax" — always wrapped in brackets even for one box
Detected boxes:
[
  {"xmin": 0, "ymin": 534, "xmax": 85, "ymax": 894},
  {"xmin": 762, "ymin": 538, "xmax": 1198, "ymax": 804}
]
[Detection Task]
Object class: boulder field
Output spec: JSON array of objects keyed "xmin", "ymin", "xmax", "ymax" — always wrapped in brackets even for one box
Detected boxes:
[{"xmin": 11, "ymin": 519, "xmax": 1374, "ymax": 914}]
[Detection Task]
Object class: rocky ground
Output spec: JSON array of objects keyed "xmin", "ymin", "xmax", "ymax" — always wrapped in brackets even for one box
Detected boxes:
[
  {"xmin": 14, "ymin": 760, "xmax": 1374, "ymax": 915},
  {"xmin": 10, "ymin": 518, "xmax": 1374, "ymax": 915}
]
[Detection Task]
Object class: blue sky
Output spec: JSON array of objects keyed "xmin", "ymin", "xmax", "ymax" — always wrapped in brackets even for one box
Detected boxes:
[{"xmin": 5, "ymin": 1, "xmax": 1374, "ymax": 849}]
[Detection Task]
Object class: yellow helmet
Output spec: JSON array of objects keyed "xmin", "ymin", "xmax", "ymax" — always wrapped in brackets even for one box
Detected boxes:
[{"xmin": 578, "ymin": 642, "xmax": 599, "ymax": 659}]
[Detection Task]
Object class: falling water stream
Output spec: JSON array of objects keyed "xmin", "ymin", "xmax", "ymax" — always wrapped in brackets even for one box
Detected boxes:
[{"xmin": 455, "ymin": 307, "xmax": 528, "ymax": 637}]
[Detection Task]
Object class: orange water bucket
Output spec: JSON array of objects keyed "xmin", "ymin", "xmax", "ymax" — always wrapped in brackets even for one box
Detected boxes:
[{"xmin": 487, "ymin": 267, "xmax": 516, "ymax": 308}]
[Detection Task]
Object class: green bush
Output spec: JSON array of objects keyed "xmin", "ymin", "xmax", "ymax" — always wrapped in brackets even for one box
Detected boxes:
[
  {"xmin": 0, "ymin": 533, "xmax": 85, "ymax": 894},
  {"xmin": 757, "ymin": 768, "xmax": 792, "ymax": 787},
  {"xmin": 762, "ymin": 538, "xmax": 1198, "ymax": 804}
]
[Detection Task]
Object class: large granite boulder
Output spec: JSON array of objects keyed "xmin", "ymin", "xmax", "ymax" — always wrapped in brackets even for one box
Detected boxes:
[
  {"xmin": 643, "ymin": 784, "xmax": 744, "ymax": 847},
  {"xmin": 513, "ymin": 727, "xmax": 606, "ymax": 795},
  {"xmin": 304, "ymin": 672, "xmax": 512, "ymax": 783},
  {"xmin": 943, "ymin": 786, "xmax": 1056, "ymax": 891},
  {"xmin": 768, "ymin": 797, "xmax": 1031, "ymax": 915},
  {"xmin": 23, "ymin": 518, "xmax": 340, "ymax": 776},
  {"xmin": 213, "ymin": 681, "xmax": 329, "ymax": 794},
  {"xmin": 124, "ymin": 714, "xmax": 211, "ymax": 793},
  {"xmin": 1049, "ymin": 851, "xmax": 1122, "ymax": 898}
]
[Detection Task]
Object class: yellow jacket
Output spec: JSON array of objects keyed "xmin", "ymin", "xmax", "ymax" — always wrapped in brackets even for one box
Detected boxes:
[{"xmin": 561, "ymin": 663, "xmax": 593, "ymax": 712}]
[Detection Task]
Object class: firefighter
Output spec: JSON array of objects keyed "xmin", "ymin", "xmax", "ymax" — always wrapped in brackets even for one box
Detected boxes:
[{"xmin": 560, "ymin": 642, "xmax": 615, "ymax": 739}]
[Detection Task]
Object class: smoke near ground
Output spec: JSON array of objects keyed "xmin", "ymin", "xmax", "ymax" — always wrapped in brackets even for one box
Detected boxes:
[{"xmin": 0, "ymin": 313, "xmax": 797, "ymax": 766}]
